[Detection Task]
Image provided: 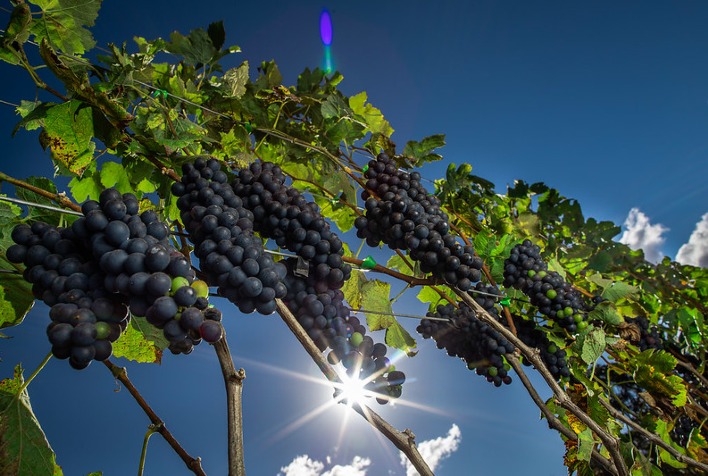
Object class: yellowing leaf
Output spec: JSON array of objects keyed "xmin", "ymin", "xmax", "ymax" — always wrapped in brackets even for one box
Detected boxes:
[{"xmin": 111, "ymin": 317, "xmax": 167, "ymax": 364}]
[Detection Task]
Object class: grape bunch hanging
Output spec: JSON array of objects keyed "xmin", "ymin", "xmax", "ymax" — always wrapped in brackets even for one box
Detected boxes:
[
  {"xmin": 6, "ymin": 189, "xmax": 223, "ymax": 369},
  {"xmin": 503, "ymin": 240, "xmax": 591, "ymax": 332},
  {"xmin": 355, "ymin": 153, "xmax": 483, "ymax": 291},
  {"xmin": 172, "ymin": 157, "xmax": 405, "ymax": 404}
]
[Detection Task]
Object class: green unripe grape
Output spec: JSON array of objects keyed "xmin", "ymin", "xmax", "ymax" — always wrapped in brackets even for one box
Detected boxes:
[
  {"xmin": 171, "ymin": 276, "xmax": 190, "ymax": 295},
  {"xmin": 537, "ymin": 271, "xmax": 547, "ymax": 279},
  {"xmin": 547, "ymin": 344, "xmax": 558, "ymax": 354},
  {"xmin": 546, "ymin": 289, "xmax": 558, "ymax": 299},
  {"xmin": 350, "ymin": 332, "xmax": 363, "ymax": 347},
  {"xmin": 191, "ymin": 279, "xmax": 209, "ymax": 298},
  {"xmin": 487, "ymin": 366, "xmax": 498, "ymax": 377},
  {"xmin": 573, "ymin": 314, "xmax": 584, "ymax": 324},
  {"xmin": 527, "ymin": 270, "xmax": 536, "ymax": 277},
  {"xmin": 556, "ymin": 309, "xmax": 566, "ymax": 318},
  {"xmin": 95, "ymin": 321, "xmax": 111, "ymax": 340},
  {"xmin": 564, "ymin": 306, "xmax": 574, "ymax": 316},
  {"xmin": 504, "ymin": 363, "xmax": 511, "ymax": 372},
  {"xmin": 577, "ymin": 321, "xmax": 589, "ymax": 331}
]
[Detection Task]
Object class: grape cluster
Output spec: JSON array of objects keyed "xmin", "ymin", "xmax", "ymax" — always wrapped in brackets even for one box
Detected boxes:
[
  {"xmin": 355, "ymin": 153, "xmax": 483, "ymax": 291},
  {"xmin": 6, "ymin": 189, "xmax": 223, "ymax": 367},
  {"xmin": 280, "ymin": 258, "xmax": 404, "ymax": 404},
  {"xmin": 7, "ymin": 221, "xmax": 129, "ymax": 369},
  {"xmin": 513, "ymin": 316, "xmax": 570, "ymax": 379},
  {"xmin": 503, "ymin": 240, "xmax": 590, "ymax": 332},
  {"xmin": 230, "ymin": 160, "xmax": 352, "ymax": 290},
  {"xmin": 417, "ymin": 302, "xmax": 514, "ymax": 386},
  {"xmin": 622, "ymin": 316, "xmax": 663, "ymax": 352},
  {"xmin": 173, "ymin": 158, "xmax": 288, "ymax": 315}
]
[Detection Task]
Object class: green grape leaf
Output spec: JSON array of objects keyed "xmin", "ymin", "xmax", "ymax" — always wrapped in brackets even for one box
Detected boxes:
[
  {"xmin": 68, "ymin": 170, "xmax": 102, "ymax": 203},
  {"xmin": 654, "ymin": 419, "xmax": 688, "ymax": 469},
  {"xmin": 39, "ymin": 100, "xmax": 95, "ymax": 175},
  {"xmin": 602, "ymin": 282, "xmax": 639, "ymax": 302},
  {"xmin": 207, "ymin": 21, "xmax": 226, "ymax": 51},
  {"xmin": 0, "ymin": 202, "xmax": 35, "ymax": 329},
  {"xmin": 349, "ymin": 91, "xmax": 394, "ymax": 136},
  {"xmin": 166, "ymin": 27, "xmax": 217, "ymax": 66},
  {"xmin": 577, "ymin": 427, "xmax": 595, "ymax": 462},
  {"xmin": 581, "ymin": 326, "xmax": 606, "ymax": 364},
  {"xmin": 417, "ymin": 286, "xmax": 443, "ymax": 311},
  {"xmin": 29, "ymin": 0, "xmax": 101, "ymax": 55},
  {"xmin": 385, "ymin": 320, "xmax": 417, "ymax": 356},
  {"xmin": 402, "ymin": 134, "xmax": 445, "ymax": 165},
  {"xmin": 99, "ymin": 162, "xmax": 131, "ymax": 193},
  {"xmin": 632, "ymin": 350, "xmax": 687, "ymax": 407},
  {"xmin": 587, "ymin": 301, "xmax": 623, "ymax": 326},
  {"xmin": 360, "ymin": 279, "xmax": 393, "ymax": 331},
  {"xmin": 111, "ymin": 317, "xmax": 168, "ymax": 364},
  {"xmin": 321, "ymin": 94, "xmax": 351, "ymax": 120},
  {"xmin": 0, "ymin": 364, "xmax": 63, "ymax": 476},
  {"xmin": 341, "ymin": 267, "xmax": 366, "ymax": 310},
  {"xmin": 547, "ymin": 258, "xmax": 567, "ymax": 280},
  {"xmin": 223, "ymin": 61, "xmax": 249, "ymax": 99},
  {"xmin": 15, "ymin": 176, "xmax": 65, "ymax": 225}
]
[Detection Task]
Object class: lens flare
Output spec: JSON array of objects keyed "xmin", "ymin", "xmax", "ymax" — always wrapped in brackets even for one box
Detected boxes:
[
  {"xmin": 320, "ymin": 9, "xmax": 334, "ymax": 74},
  {"xmin": 320, "ymin": 9, "xmax": 333, "ymax": 46}
]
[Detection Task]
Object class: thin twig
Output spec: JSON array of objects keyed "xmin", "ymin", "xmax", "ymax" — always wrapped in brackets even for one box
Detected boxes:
[
  {"xmin": 103, "ymin": 360, "xmax": 206, "ymax": 476},
  {"xmin": 0, "ymin": 171, "xmax": 81, "ymax": 213}
]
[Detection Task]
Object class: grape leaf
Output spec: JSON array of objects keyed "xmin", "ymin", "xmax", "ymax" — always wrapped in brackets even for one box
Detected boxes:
[
  {"xmin": 0, "ymin": 364, "xmax": 63, "ymax": 476},
  {"xmin": 631, "ymin": 350, "xmax": 687, "ymax": 407},
  {"xmin": 581, "ymin": 326, "xmax": 605, "ymax": 364},
  {"xmin": 577, "ymin": 427, "xmax": 595, "ymax": 462},
  {"xmin": 29, "ymin": 0, "xmax": 102, "ymax": 55},
  {"xmin": 16, "ymin": 176, "xmax": 65, "ymax": 225},
  {"xmin": 99, "ymin": 162, "xmax": 131, "ymax": 193},
  {"xmin": 587, "ymin": 301, "xmax": 623, "ymax": 326},
  {"xmin": 360, "ymin": 279, "xmax": 393, "ymax": 331},
  {"xmin": 416, "ymin": 286, "xmax": 443, "ymax": 311},
  {"xmin": 602, "ymin": 282, "xmax": 639, "ymax": 302},
  {"xmin": 111, "ymin": 317, "xmax": 167, "ymax": 364},
  {"xmin": 39, "ymin": 100, "xmax": 95, "ymax": 175},
  {"xmin": 0, "ymin": 202, "xmax": 35, "ymax": 329},
  {"xmin": 223, "ymin": 61, "xmax": 249, "ymax": 99},
  {"xmin": 402, "ymin": 134, "xmax": 445, "ymax": 165},
  {"xmin": 341, "ymin": 267, "xmax": 365, "ymax": 310},
  {"xmin": 385, "ymin": 321, "xmax": 417, "ymax": 356},
  {"xmin": 349, "ymin": 91, "xmax": 394, "ymax": 136},
  {"xmin": 654, "ymin": 419, "xmax": 688, "ymax": 469}
]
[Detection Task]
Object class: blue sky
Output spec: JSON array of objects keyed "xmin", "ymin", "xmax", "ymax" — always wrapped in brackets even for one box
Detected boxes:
[{"xmin": 2, "ymin": 1, "xmax": 708, "ymax": 475}]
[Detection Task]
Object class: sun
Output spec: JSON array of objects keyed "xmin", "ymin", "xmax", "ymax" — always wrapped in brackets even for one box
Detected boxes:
[{"xmin": 332, "ymin": 371, "xmax": 371, "ymax": 409}]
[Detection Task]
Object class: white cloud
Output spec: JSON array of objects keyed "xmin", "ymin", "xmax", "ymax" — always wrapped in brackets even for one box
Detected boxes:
[
  {"xmin": 676, "ymin": 213, "xmax": 708, "ymax": 268},
  {"xmin": 618, "ymin": 208, "xmax": 668, "ymax": 263},
  {"xmin": 279, "ymin": 455, "xmax": 370, "ymax": 476},
  {"xmin": 400, "ymin": 424, "xmax": 462, "ymax": 476}
]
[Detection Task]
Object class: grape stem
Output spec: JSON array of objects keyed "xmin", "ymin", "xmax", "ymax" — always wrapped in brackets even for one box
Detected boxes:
[
  {"xmin": 15, "ymin": 352, "xmax": 53, "ymax": 397},
  {"xmin": 274, "ymin": 299, "xmax": 434, "ymax": 476},
  {"xmin": 103, "ymin": 360, "xmax": 206, "ymax": 476},
  {"xmin": 455, "ymin": 290, "xmax": 630, "ymax": 476},
  {"xmin": 507, "ymin": 358, "xmax": 617, "ymax": 475},
  {"xmin": 212, "ymin": 335, "xmax": 247, "ymax": 476}
]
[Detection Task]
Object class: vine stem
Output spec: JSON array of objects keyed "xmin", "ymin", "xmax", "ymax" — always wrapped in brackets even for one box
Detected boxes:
[
  {"xmin": 342, "ymin": 255, "xmax": 435, "ymax": 287},
  {"xmin": 455, "ymin": 291, "xmax": 630, "ymax": 476},
  {"xmin": 274, "ymin": 299, "xmax": 434, "ymax": 476},
  {"xmin": 137, "ymin": 424, "xmax": 160, "ymax": 476},
  {"xmin": 597, "ymin": 397, "xmax": 708, "ymax": 472},
  {"xmin": 213, "ymin": 334, "xmax": 246, "ymax": 476},
  {"xmin": 507, "ymin": 358, "xmax": 618, "ymax": 475},
  {"xmin": 0, "ymin": 171, "xmax": 82, "ymax": 213},
  {"xmin": 103, "ymin": 360, "xmax": 206, "ymax": 476}
]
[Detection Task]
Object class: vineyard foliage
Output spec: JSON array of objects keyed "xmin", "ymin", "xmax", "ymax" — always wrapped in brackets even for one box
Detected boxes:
[{"xmin": 0, "ymin": 1, "xmax": 707, "ymax": 475}]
